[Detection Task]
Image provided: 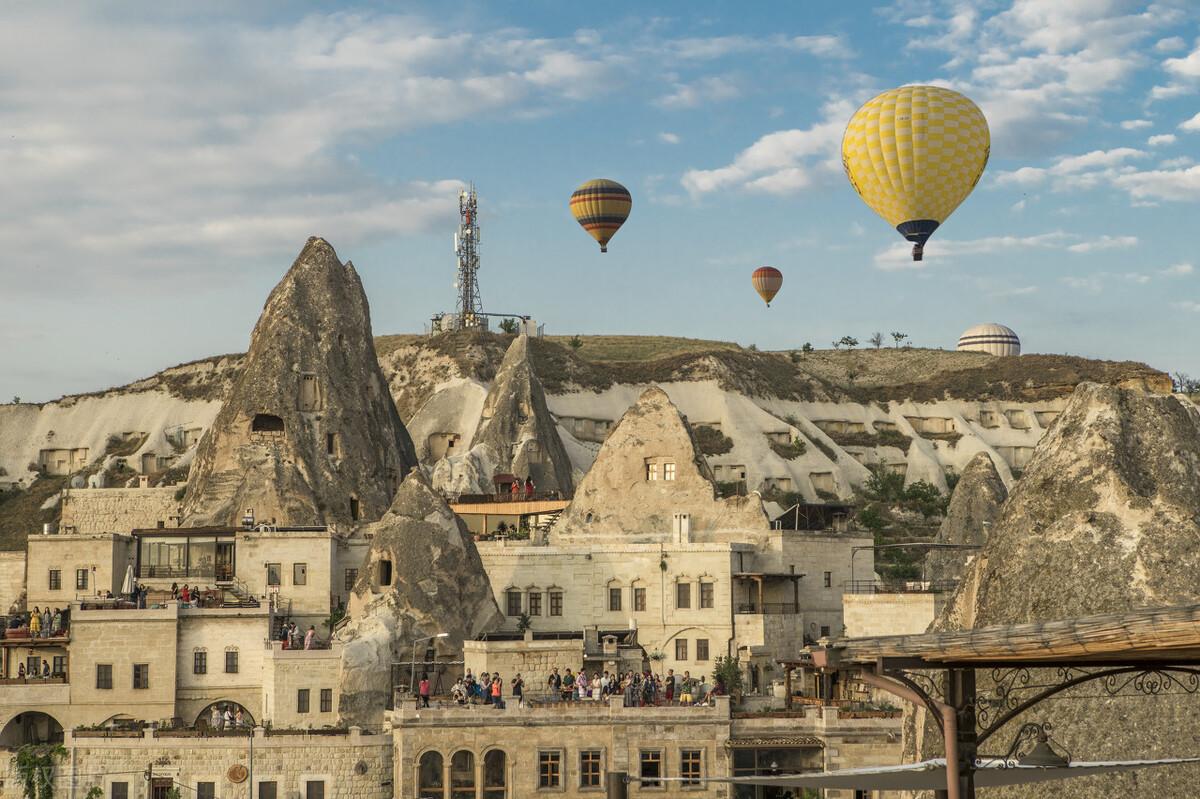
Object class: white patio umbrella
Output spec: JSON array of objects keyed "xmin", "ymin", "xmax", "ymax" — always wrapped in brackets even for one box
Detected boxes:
[{"xmin": 120, "ymin": 564, "xmax": 134, "ymax": 596}]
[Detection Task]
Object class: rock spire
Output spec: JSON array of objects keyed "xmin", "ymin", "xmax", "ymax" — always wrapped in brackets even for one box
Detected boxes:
[
  {"xmin": 551, "ymin": 386, "xmax": 768, "ymax": 542},
  {"xmin": 181, "ymin": 237, "xmax": 417, "ymax": 527},
  {"xmin": 926, "ymin": 452, "xmax": 1007, "ymax": 583},
  {"xmin": 336, "ymin": 470, "xmax": 502, "ymax": 727}
]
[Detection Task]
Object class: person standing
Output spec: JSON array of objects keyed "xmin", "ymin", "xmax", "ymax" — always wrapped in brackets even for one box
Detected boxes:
[
  {"xmin": 29, "ymin": 607, "xmax": 41, "ymax": 638},
  {"xmin": 491, "ymin": 675, "xmax": 503, "ymax": 708},
  {"xmin": 418, "ymin": 673, "xmax": 431, "ymax": 708},
  {"xmin": 210, "ymin": 706, "xmax": 221, "ymax": 731},
  {"xmin": 224, "ymin": 706, "xmax": 234, "ymax": 728},
  {"xmin": 304, "ymin": 626, "xmax": 316, "ymax": 650},
  {"xmin": 512, "ymin": 673, "xmax": 525, "ymax": 707},
  {"xmin": 562, "ymin": 669, "xmax": 574, "ymax": 701},
  {"xmin": 665, "ymin": 669, "xmax": 676, "ymax": 703},
  {"xmin": 547, "ymin": 668, "xmax": 561, "ymax": 701},
  {"xmin": 524, "ymin": 476, "xmax": 535, "ymax": 499}
]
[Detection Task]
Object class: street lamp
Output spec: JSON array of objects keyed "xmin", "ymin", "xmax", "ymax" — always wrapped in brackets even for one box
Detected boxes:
[{"xmin": 409, "ymin": 633, "xmax": 450, "ymax": 695}]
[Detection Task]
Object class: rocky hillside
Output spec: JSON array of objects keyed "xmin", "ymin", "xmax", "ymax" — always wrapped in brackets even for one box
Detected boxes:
[{"xmin": 0, "ymin": 328, "xmax": 1170, "ymax": 548}]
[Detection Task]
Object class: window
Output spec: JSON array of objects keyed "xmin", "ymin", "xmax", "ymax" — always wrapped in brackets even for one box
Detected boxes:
[
  {"xmin": 258, "ymin": 782, "xmax": 277, "ymax": 799},
  {"xmin": 681, "ymin": 750, "xmax": 702, "ymax": 786},
  {"xmin": 320, "ymin": 688, "xmax": 332, "ymax": 713},
  {"xmin": 580, "ymin": 750, "xmax": 602, "ymax": 788},
  {"xmin": 96, "ymin": 664, "xmax": 113, "ymax": 689},
  {"xmin": 549, "ymin": 591, "xmax": 563, "ymax": 616},
  {"xmin": 633, "ymin": 587, "xmax": 646, "ymax": 612},
  {"xmin": 483, "ymin": 750, "xmax": 507, "ymax": 799},
  {"xmin": 676, "ymin": 582, "xmax": 691, "ymax": 609},
  {"xmin": 450, "ymin": 751, "xmax": 475, "ymax": 799},
  {"xmin": 294, "ymin": 563, "xmax": 308, "ymax": 586},
  {"xmin": 225, "ymin": 650, "xmax": 239, "ymax": 674},
  {"xmin": 49, "ymin": 570, "xmax": 61, "ymax": 591},
  {"xmin": 538, "ymin": 751, "xmax": 562, "ymax": 789},
  {"xmin": 305, "ymin": 781, "xmax": 324, "ymax": 799},
  {"xmin": 350, "ymin": 496, "xmax": 360, "ymax": 521},
  {"xmin": 639, "ymin": 751, "xmax": 663, "ymax": 789},
  {"xmin": 696, "ymin": 639, "xmax": 710, "ymax": 661},
  {"xmin": 506, "ymin": 590, "xmax": 522, "ymax": 616},
  {"xmin": 52, "ymin": 655, "xmax": 66, "ymax": 676},
  {"xmin": 418, "ymin": 752, "xmax": 444, "ymax": 797},
  {"xmin": 608, "ymin": 587, "xmax": 622, "ymax": 612},
  {"xmin": 823, "ymin": 571, "xmax": 832, "ymax": 588},
  {"xmin": 663, "ymin": 462, "xmax": 676, "ymax": 481},
  {"xmin": 344, "ymin": 568, "xmax": 358, "ymax": 591},
  {"xmin": 675, "ymin": 639, "xmax": 688, "ymax": 661},
  {"xmin": 325, "ymin": 433, "xmax": 337, "ymax": 455},
  {"xmin": 133, "ymin": 663, "xmax": 149, "ymax": 689},
  {"xmin": 378, "ymin": 559, "xmax": 393, "ymax": 587},
  {"xmin": 76, "ymin": 568, "xmax": 88, "ymax": 590},
  {"xmin": 700, "ymin": 582, "xmax": 714, "ymax": 609},
  {"xmin": 251, "ymin": 414, "xmax": 284, "ymax": 432},
  {"xmin": 266, "ymin": 563, "xmax": 281, "ymax": 587},
  {"xmin": 297, "ymin": 688, "xmax": 310, "ymax": 713},
  {"xmin": 820, "ymin": 625, "xmax": 831, "ymax": 638},
  {"xmin": 528, "ymin": 591, "xmax": 542, "ymax": 616},
  {"xmin": 110, "ymin": 783, "xmax": 128, "ymax": 799},
  {"xmin": 197, "ymin": 783, "xmax": 215, "ymax": 799},
  {"xmin": 646, "ymin": 462, "xmax": 659, "ymax": 481},
  {"xmin": 193, "ymin": 651, "xmax": 207, "ymax": 675}
]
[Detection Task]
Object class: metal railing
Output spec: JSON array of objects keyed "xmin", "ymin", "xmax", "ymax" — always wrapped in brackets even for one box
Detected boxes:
[
  {"xmin": 453, "ymin": 491, "xmax": 564, "ymax": 504},
  {"xmin": 842, "ymin": 579, "xmax": 959, "ymax": 595},
  {"xmin": 735, "ymin": 603, "xmax": 801, "ymax": 615}
]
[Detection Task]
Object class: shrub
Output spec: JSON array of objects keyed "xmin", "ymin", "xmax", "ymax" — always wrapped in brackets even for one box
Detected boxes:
[
  {"xmin": 856, "ymin": 504, "xmax": 886, "ymax": 532},
  {"xmin": 694, "ymin": 426, "xmax": 734, "ymax": 456},
  {"xmin": 863, "ymin": 468, "xmax": 906, "ymax": 502},
  {"xmin": 713, "ymin": 655, "xmax": 744, "ymax": 697},
  {"xmin": 768, "ymin": 437, "xmax": 807, "ymax": 460},
  {"xmin": 498, "ymin": 317, "xmax": 519, "ymax": 335}
]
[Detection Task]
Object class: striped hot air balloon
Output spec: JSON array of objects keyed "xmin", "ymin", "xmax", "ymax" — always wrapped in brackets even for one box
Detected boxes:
[
  {"xmin": 842, "ymin": 85, "xmax": 990, "ymax": 261},
  {"xmin": 570, "ymin": 179, "xmax": 631, "ymax": 252},
  {"xmin": 751, "ymin": 266, "xmax": 783, "ymax": 306}
]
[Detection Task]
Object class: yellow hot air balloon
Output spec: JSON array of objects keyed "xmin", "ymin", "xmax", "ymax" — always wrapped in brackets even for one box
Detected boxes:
[
  {"xmin": 752, "ymin": 266, "xmax": 783, "ymax": 306},
  {"xmin": 842, "ymin": 85, "xmax": 989, "ymax": 261},
  {"xmin": 570, "ymin": 179, "xmax": 631, "ymax": 252}
]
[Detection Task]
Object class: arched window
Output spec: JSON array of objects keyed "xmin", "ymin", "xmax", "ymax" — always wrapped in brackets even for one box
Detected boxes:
[
  {"xmin": 483, "ymin": 750, "xmax": 506, "ymax": 799},
  {"xmin": 418, "ymin": 751, "xmax": 443, "ymax": 799},
  {"xmin": 450, "ymin": 751, "xmax": 475, "ymax": 799}
]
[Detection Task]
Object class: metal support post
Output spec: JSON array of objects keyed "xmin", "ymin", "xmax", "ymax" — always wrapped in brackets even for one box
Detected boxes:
[{"xmin": 605, "ymin": 771, "xmax": 628, "ymax": 799}]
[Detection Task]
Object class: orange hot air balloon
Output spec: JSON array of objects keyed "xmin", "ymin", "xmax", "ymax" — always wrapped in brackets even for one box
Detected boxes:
[
  {"xmin": 570, "ymin": 179, "xmax": 632, "ymax": 252},
  {"xmin": 752, "ymin": 266, "xmax": 783, "ymax": 306}
]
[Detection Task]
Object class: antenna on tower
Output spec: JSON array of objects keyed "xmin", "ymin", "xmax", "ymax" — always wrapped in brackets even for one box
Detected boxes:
[{"xmin": 453, "ymin": 185, "xmax": 483, "ymax": 330}]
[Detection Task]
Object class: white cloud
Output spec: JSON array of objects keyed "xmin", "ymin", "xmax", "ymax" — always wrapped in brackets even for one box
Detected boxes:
[
  {"xmin": 1162, "ymin": 263, "xmax": 1195, "ymax": 277},
  {"xmin": 995, "ymin": 166, "xmax": 1048, "ymax": 186},
  {"xmin": 993, "ymin": 148, "xmax": 1147, "ymax": 190},
  {"xmin": 1113, "ymin": 165, "xmax": 1200, "ymax": 201},
  {"xmin": 663, "ymin": 33, "xmax": 851, "ymax": 61},
  {"xmin": 1156, "ymin": 36, "xmax": 1187, "ymax": 53},
  {"xmin": 873, "ymin": 230, "xmax": 1072, "ymax": 269},
  {"xmin": 1010, "ymin": 198, "xmax": 1026, "ymax": 212},
  {"xmin": 656, "ymin": 76, "xmax": 740, "ymax": 109},
  {"xmin": 1159, "ymin": 156, "xmax": 1194, "ymax": 169},
  {"xmin": 1179, "ymin": 112, "xmax": 1200, "ymax": 132},
  {"xmin": 1121, "ymin": 119, "xmax": 1153, "ymax": 129},
  {"xmin": 1148, "ymin": 134, "xmax": 1177, "ymax": 146},
  {"xmin": 681, "ymin": 99, "xmax": 851, "ymax": 196},
  {"xmin": 1066, "ymin": 235, "xmax": 1137, "ymax": 253},
  {"xmin": 1164, "ymin": 43, "xmax": 1200, "ymax": 78},
  {"xmin": 1061, "ymin": 276, "xmax": 1104, "ymax": 293},
  {"xmin": 658, "ymin": 132, "xmax": 681, "ymax": 145},
  {"xmin": 790, "ymin": 35, "xmax": 853, "ymax": 58},
  {"xmin": 1174, "ymin": 301, "xmax": 1200, "ymax": 313},
  {"xmin": 1123, "ymin": 272, "xmax": 1151, "ymax": 284},
  {"xmin": 1151, "ymin": 83, "xmax": 1192, "ymax": 101}
]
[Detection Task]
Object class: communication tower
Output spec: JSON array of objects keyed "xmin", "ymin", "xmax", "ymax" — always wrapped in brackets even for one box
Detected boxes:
[{"xmin": 453, "ymin": 186, "xmax": 483, "ymax": 330}]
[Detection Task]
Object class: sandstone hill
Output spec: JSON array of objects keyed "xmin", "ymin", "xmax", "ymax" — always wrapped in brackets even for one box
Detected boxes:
[
  {"xmin": 0, "ymin": 294, "xmax": 1173, "ymax": 548},
  {"xmin": 908, "ymin": 383, "xmax": 1200, "ymax": 797},
  {"xmin": 181, "ymin": 237, "xmax": 417, "ymax": 527}
]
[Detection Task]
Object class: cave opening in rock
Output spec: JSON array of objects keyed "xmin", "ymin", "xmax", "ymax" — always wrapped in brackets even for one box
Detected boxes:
[{"xmin": 251, "ymin": 414, "xmax": 284, "ymax": 433}]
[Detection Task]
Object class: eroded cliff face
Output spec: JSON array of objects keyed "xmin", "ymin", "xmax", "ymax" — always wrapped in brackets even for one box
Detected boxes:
[
  {"xmin": 550, "ymin": 386, "xmax": 768, "ymax": 543},
  {"xmin": 430, "ymin": 335, "xmax": 575, "ymax": 497},
  {"xmin": 906, "ymin": 384, "xmax": 1200, "ymax": 797},
  {"xmin": 336, "ymin": 472, "xmax": 501, "ymax": 728},
  {"xmin": 180, "ymin": 237, "xmax": 417, "ymax": 527},
  {"xmin": 926, "ymin": 452, "xmax": 1007, "ymax": 583}
]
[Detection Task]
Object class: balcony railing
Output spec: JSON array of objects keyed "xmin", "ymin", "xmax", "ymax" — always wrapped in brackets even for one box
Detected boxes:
[
  {"xmin": 453, "ymin": 491, "xmax": 564, "ymax": 504},
  {"xmin": 842, "ymin": 579, "xmax": 959, "ymax": 595},
  {"xmin": 735, "ymin": 603, "xmax": 801, "ymax": 615}
]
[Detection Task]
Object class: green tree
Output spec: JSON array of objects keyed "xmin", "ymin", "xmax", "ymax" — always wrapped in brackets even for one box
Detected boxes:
[
  {"xmin": 891, "ymin": 331, "xmax": 909, "ymax": 348},
  {"xmin": 568, "ymin": 335, "xmax": 583, "ymax": 351},
  {"xmin": 801, "ymin": 342, "xmax": 814, "ymax": 353},
  {"xmin": 498, "ymin": 317, "xmax": 519, "ymax": 335},
  {"xmin": 712, "ymin": 655, "xmax": 744, "ymax": 697},
  {"xmin": 838, "ymin": 335, "xmax": 859, "ymax": 350},
  {"xmin": 869, "ymin": 332, "xmax": 884, "ymax": 349}
]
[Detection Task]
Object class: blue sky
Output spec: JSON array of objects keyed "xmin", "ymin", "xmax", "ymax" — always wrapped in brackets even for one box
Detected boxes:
[{"xmin": 3, "ymin": 1, "xmax": 1200, "ymax": 401}]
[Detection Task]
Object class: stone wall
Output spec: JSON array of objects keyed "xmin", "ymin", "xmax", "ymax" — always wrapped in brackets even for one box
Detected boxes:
[
  {"xmin": 25, "ymin": 534, "xmax": 136, "ymax": 613},
  {"xmin": 261, "ymin": 643, "xmax": 342, "ymax": 730},
  {"xmin": 0, "ymin": 727, "xmax": 391, "ymax": 799},
  {"xmin": 463, "ymin": 637, "xmax": 585, "ymax": 692},
  {"xmin": 842, "ymin": 592, "xmax": 944, "ymax": 638},
  {"xmin": 60, "ymin": 486, "xmax": 181, "ymax": 534},
  {"xmin": 0, "ymin": 551, "xmax": 25, "ymax": 613},
  {"xmin": 175, "ymin": 608, "xmax": 272, "ymax": 726}
]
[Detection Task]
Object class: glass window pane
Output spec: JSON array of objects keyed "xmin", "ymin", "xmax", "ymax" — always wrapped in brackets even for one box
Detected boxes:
[
  {"xmin": 418, "ymin": 752, "xmax": 444, "ymax": 794},
  {"xmin": 187, "ymin": 537, "xmax": 217, "ymax": 579},
  {"xmin": 483, "ymin": 750, "xmax": 506, "ymax": 789},
  {"xmin": 450, "ymin": 751, "xmax": 475, "ymax": 797}
]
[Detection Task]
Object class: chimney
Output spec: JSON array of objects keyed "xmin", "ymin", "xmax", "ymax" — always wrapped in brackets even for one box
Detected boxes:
[{"xmin": 672, "ymin": 512, "xmax": 691, "ymax": 544}]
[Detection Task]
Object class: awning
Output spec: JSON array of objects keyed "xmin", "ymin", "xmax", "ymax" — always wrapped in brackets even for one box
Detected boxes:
[{"xmin": 645, "ymin": 757, "xmax": 1200, "ymax": 790}]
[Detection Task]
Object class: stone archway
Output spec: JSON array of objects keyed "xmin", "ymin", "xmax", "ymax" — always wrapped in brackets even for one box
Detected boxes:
[
  {"xmin": 195, "ymin": 701, "xmax": 255, "ymax": 731},
  {"xmin": 0, "ymin": 712, "xmax": 64, "ymax": 747}
]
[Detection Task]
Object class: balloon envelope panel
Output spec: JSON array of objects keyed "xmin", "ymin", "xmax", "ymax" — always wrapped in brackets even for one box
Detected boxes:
[
  {"xmin": 570, "ymin": 179, "xmax": 632, "ymax": 251},
  {"xmin": 752, "ymin": 266, "xmax": 783, "ymax": 305}
]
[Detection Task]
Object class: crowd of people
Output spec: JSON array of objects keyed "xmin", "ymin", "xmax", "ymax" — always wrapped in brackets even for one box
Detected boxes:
[
  {"xmin": 15, "ymin": 658, "xmax": 62, "ymax": 680},
  {"xmin": 206, "ymin": 704, "xmax": 249, "ymax": 731},
  {"xmin": 442, "ymin": 667, "xmax": 726, "ymax": 708},
  {"xmin": 169, "ymin": 583, "xmax": 223, "ymax": 608},
  {"xmin": 7, "ymin": 606, "xmax": 68, "ymax": 638},
  {"xmin": 277, "ymin": 620, "xmax": 321, "ymax": 650},
  {"xmin": 508, "ymin": 476, "xmax": 536, "ymax": 500}
]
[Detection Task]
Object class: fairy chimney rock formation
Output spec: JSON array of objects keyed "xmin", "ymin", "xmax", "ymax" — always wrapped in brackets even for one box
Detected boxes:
[
  {"xmin": 550, "ymin": 386, "xmax": 768, "ymax": 543},
  {"xmin": 907, "ymin": 383, "xmax": 1200, "ymax": 797},
  {"xmin": 926, "ymin": 452, "xmax": 1007, "ymax": 583},
  {"xmin": 431, "ymin": 334, "xmax": 575, "ymax": 497},
  {"xmin": 336, "ymin": 471, "xmax": 502, "ymax": 727},
  {"xmin": 181, "ymin": 237, "xmax": 417, "ymax": 527}
]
